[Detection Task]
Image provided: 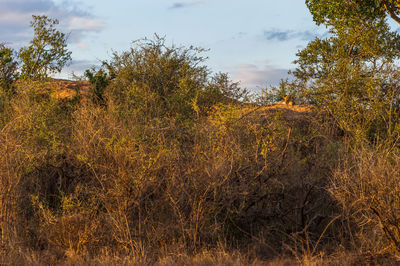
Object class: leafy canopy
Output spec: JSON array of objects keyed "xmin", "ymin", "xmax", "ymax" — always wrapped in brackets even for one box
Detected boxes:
[
  {"xmin": 85, "ymin": 67, "xmax": 110, "ymax": 105},
  {"xmin": 292, "ymin": 1, "xmax": 400, "ymax": 142},
  {"xmin": 19, "ymin": 15, "xmax": 71, "ymax": 79},
  {"xmin": 306, "ymin": 0, "xmax": 400, "ymax": 26}
]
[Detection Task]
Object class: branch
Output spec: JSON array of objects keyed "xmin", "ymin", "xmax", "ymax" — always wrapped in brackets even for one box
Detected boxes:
[{"xmin": 381, "ymin": 0, "xmax": 400, "ymax": 24}]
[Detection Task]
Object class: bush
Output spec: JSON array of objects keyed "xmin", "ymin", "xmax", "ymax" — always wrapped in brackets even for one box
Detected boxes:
[
  {"xmin": 15, "ymin": 100, "xmax": 335, "ymax": 257},
  {"xmin": 103, "ymin": 36, "xmax": 246, "ymax": 124},
  {"xmin": 85, "ymin": 67, "xmax": 110, "ymax": 105},
  {"xmin": 291, "ymin": 12, "xmax": 400, "ymax": 144},
  {"xmin": 0, "ymin": 86, "xmax": 342, "ymax": 262},
  {"xmin": 331, "ymin": 145, "xmax": 400, "ymax": 254}
]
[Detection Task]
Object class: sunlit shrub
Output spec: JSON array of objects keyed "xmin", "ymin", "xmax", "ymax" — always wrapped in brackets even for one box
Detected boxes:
[
  {"xmin": 101, "ymin": 36, "xmax": 246, "ymax": 124},
  {"xmin": 331, "ymin": 145, "xmax": 400, "ymax": 254}
]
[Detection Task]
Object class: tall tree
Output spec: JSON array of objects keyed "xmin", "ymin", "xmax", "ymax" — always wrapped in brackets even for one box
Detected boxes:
[
  {"xmin": 292, "ymin": 1, "xmax": 400, "ymax": 141},
  {"xmin": 19, "ymin": 15, "xmax": 71, "ymax": 79}
]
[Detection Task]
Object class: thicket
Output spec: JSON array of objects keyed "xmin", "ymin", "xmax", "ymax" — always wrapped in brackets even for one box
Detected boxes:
[
  {"xmin": 0, "ymin": 29, "xmax": 345, "ymax": 264},
  {"xmin": 2, "ymin": 4, "xmax": 400, "ymax": 264}
]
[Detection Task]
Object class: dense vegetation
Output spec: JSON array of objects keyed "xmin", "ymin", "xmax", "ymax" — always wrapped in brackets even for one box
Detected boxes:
[{"xmin": 1, "ymin": 4, "xmax": 400, "ymax": 264}]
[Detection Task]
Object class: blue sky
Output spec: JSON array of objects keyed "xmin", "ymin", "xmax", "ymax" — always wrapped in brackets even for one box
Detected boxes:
[{"xmin": 0, "ymin": 0, "xmax": 326, "ymax": 90}]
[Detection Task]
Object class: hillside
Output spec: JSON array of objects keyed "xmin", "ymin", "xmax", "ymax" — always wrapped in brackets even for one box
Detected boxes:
[
  {"xmin": 42, "ymin": 78, "xmax": 315, "ymax": 115},
  {"xmin": 14, "ymin": 78, "xmax": 91, "ymax": 99}
]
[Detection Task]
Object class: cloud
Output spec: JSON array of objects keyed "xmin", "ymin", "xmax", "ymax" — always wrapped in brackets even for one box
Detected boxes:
[
  {"xmin": 263, "ymin": 29, "xmax": 326, "ymax": 42},
  {"xmin": 66, "ymin": 16, "xmax": 105, "ymax": 43},
  {"xmin": 231, "ymin": 32, "xmax": 248, "ymax": 40},
  {"xmin": 169, "ymin": 1, "xmax": 204, "ymax": 9},
  {"xmin": 68, "ymin": 16, "xmax": 105, "ymax": 32},
  {"xmin": 229, "ymin": 63, "xmax": 291, "ymax": 90},
  {"xmin": 0, "ymin": 0, "xmax": 105, "ymax": 47}
]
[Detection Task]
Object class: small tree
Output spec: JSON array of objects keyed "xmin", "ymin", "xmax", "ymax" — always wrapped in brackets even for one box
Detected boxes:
[
  {"xmin": 85, "ymin": 67, "xmax": 110, "ymax": 105},
  {"xmin": 0, "ymin": 43, "xmax": 18, "ymax": 95},
  {"xmin": 19, "ymin": 15, "xmax": 72, "ymax": 79}
]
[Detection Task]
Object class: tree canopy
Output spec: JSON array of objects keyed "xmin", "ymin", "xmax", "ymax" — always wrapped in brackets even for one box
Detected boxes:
[
  {"xmin": 306, "ymin": 0, "xmax": 400, "ymax": 26},
  {"xmin": 19, "ymin": 15, "xmax": 71, "ymax": 79},
  {"xmin": 289, "ymin": 1, "xmax": 400, "ymax": 142}
]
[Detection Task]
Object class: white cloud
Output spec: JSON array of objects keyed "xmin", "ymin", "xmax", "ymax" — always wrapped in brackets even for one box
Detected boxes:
[
  {"xmin": 0, "ymin": 0, "xmax": 105, "ymax": 46},
  {"xmin": 0, "ymin": 12, "xmax": 31, "ymax": 25},
  {"xmin": 68, "ymin": 17, "xmax": 105, "ymax": 32}
]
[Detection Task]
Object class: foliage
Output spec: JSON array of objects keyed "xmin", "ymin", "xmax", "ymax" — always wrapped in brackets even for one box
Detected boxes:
[
  {"xmin": 292, "ymin": 1, "xmax": 400, "ymax": 259},
  {"xmin": 85, "ymin": 67, "xmax": 110, "ymax": 105},
  {"xmin": 4, "ymin": 4, "xmax": 400, "ymax": 263},
  {"xmin": 306, "ymin": 0, "xmax": 400, "ymax": 27},
  {"xmin": 257, "ymin": 79, "xmax": 299, "ymax": 105},
  {"xmin": 19, "ymin": 15, "xmax": 71, "ymax": 80},
  {"xmin": 0, "ymin": 43, "xmax": 18, "ymax": 95},
  {"xmin": 292, "ymin": 2, "xmax": 400, "ymax": 142},
  {"xmin": 0, "ymin": 79, "xmax": 341, "ymax": 263},
  {"xmin": 103, "ymin": 36, "xmax": 246, "ymax": 123},
  {"xmin": 204, "ymin": 72, "xmax": 249, "ymax": 103}
]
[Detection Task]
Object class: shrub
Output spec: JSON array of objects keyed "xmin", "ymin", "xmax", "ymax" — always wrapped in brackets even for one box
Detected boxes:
[
  {"xmin": 85, "ymin": 67, "xmax": 110, "ymax": 105},
  {"xmin": 291, "ymin": 5, "xmax": 400, "ymax": 144},
  {"xmin": 103, "ymin": 36, "xmax": 246, "ymax": 124},
  {"xmin": 331, "ymin": 145, "xmax": 400, "ymax": 254}
]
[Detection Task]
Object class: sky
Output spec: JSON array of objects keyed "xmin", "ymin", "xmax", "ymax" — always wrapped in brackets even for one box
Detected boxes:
[{"xmin": 0, "ymin": 0, "xmax": 327, "ymax": 90}]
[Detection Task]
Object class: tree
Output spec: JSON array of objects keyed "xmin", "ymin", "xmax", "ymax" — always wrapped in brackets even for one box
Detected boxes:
[
  {"xmin": 0, "ymin": 43, "xmax": 18, "ymax": 95},
  {"xmin": 306, "ymin": 0, "xmax": 400, "ymax": 26},
  {"xmin": 292, "ymin": 1, "xmax": 400, "ymax": 142},
  {"xmin": 19, "ymin": 15, "xmax": 72, "ymax": 79}
]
